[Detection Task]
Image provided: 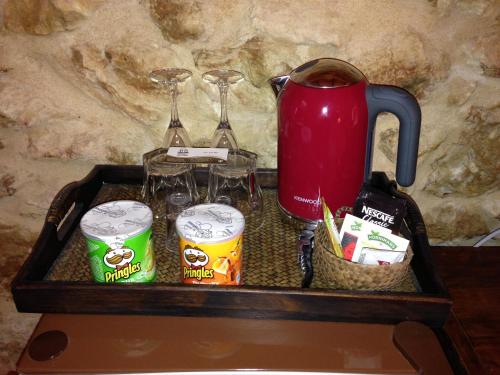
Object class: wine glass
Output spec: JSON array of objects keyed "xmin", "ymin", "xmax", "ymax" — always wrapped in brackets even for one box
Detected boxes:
[
  {"xmin": 150, "ymin": 68, "xmax": 193, "ymax": 147},
  {"xmin": 202, "ymin": 69, "xmax": 244, "ymax": 150}
]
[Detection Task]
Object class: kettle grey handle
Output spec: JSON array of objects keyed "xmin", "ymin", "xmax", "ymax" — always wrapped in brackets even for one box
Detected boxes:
[{"xmin": 365, "ymin": 84, "xmax": 421, "ymax": 186}]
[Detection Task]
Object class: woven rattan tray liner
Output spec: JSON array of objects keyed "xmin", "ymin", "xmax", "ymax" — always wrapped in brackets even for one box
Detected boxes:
[{"xmin": 45, "ymin": 184, "xmax": 417, "ymax": 291}]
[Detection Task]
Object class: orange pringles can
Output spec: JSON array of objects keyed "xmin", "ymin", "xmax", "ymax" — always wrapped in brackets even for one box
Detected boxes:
[{"xmin": 175, "ymin": 203, "xmax": 245, "ymax": 285}]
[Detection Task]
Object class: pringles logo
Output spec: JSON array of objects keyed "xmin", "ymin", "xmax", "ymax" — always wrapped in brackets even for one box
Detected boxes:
[
  {"xmin": 103, "ymin": 247, "xmax": 141, "ymax": 282},
  {"xmin": 183, "ymin": 246, "xmax": 214, "ymax": 281}
]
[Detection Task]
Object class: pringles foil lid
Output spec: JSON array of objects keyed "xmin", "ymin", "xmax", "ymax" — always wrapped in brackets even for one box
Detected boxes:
[
  {"xmin": 80, "ymin": 200, "xmax": 153, "ymax": 247},
  {"xmin": 176, "ymin": 203, "xmax": 245, "ymax": 244}
]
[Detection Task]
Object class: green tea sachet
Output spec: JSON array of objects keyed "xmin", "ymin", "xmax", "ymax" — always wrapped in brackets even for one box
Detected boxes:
[{"xmin": 321, "ymin": 198, "xmax": 344, "ymax": 258}]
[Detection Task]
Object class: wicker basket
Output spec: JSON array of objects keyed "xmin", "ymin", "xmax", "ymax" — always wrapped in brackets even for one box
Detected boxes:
[{"xmin": 313, "ymin": 222, "xmax": 413, "ymax": 290}]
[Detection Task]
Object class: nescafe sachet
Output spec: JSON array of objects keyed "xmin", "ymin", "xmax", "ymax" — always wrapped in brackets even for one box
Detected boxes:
[{"xmin": 353, "ymin": 184, "xmax": 407, "ymax": 234}]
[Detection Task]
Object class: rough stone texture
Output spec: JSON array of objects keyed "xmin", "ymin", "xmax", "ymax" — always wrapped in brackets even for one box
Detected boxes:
[
  {"xmin": 479, "ymin": 32, "xmax": 500, "ymax": 78},
  {"xmin": 0, "ymin": 0, "xmax": 499, "ymax": 369},
  {"xmin": 424, "ymin": 104, "xmax": 500, "ymax": 197},
  {"xmin": 0, "ymin": 224, "xmax": 40, "ymax": 372},
  {"xmin": 150, "ymin": 0, "xmax": 205, "ymax": 43},
  {"xmin": 0, "ymin": 173, "xmax": 15, "ymax": 197},
  {"xmin": 424, "ymin": 202, "xmax": 492, "ymax": 241},
  {"xmin": 3, "ymin": 0, "xmax": 103, "ymax": 35}
]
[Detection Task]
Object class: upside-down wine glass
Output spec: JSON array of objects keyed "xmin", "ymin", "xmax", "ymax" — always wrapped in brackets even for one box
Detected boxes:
[
  {"xmin": 202, "ymin": 69, "xmax": 244, "ymax": 150},
  {"xmin": 150, "ymin": 68, "xmax": 193, "ymax": 147},
  {"xmin": 142, "ymin": 68, "xmax": 197, "ymax": 233}
]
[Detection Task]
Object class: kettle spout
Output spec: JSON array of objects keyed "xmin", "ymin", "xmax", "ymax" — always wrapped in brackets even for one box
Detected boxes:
[{"xmin": 268, "ymin": 75, "xmax": 289, "ymax": 98}]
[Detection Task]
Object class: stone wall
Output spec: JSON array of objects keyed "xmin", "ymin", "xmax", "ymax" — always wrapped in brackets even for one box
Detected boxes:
[
  {"xmin": 0, "ymin": 0, "xmax": 499, "ymax": 246},
  {"xmin": 0, "ymin": 0, "xmax": 499, "ymax": 368}
]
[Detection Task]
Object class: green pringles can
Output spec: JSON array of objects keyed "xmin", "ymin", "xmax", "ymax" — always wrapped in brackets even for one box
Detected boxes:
[{"xmin": 80, "ymin": 200, "xmax": 156, "ymax": 283}]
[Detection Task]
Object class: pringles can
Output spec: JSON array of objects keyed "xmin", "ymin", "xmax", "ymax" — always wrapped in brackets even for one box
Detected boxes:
[
  {"xmin": 80, "ymin": 200, "xmax": 156, "ymax": 283},
  {"xmin": 176, "ymin": 203, "xmax": 245, "ymax": 285}
]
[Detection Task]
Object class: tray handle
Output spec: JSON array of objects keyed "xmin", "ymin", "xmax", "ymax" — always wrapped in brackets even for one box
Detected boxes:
[{"xmin": 46, "ymin": 181, "xmax": 80, "ymax": 227}]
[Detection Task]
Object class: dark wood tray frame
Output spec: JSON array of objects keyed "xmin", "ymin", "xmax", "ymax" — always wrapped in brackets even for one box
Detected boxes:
[{"xmin": 12, "ymin": 165, "xmax": 452, "ymax": 327}]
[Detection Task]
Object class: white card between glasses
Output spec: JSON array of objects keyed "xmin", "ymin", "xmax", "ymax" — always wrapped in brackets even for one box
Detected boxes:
[{"xmin": 167, "ymin": 147, "xmax": 229, "ymax": 161}]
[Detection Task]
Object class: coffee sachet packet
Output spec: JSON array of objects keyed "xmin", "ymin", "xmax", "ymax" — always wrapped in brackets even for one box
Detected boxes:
[{"xmin": 353, "ymin": 184, "xmax": 407, "ymax": 234}]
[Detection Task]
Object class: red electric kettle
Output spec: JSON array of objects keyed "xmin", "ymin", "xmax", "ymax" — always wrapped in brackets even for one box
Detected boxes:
[{"xmin": 269, "ymin": 58, "xmax": 421, "ymax": 224}]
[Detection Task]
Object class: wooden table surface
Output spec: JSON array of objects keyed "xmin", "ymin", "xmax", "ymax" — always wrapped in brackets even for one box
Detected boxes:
[{"xmin": 432, "ymin": 245, "xmax": 500, "ymax": 375}]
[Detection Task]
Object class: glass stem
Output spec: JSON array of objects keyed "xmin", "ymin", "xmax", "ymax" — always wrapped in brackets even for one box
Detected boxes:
[
  {"xmin": 218, "ymin": 81, "xmax": 231, "ymax": 129},
  {"xmin": 169, "ymin": 82, "xmax": 181, "ymax": 128}
]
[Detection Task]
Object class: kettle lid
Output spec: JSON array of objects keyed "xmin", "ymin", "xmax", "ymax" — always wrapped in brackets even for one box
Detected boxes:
[{"xmin": 290, "ymin": 58, "xmax": 367, "ymax": 88}]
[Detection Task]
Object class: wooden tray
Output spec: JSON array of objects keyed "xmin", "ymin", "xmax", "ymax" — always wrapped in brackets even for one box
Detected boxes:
[{"xmin": 12, "ymin": 165, "xmax": 452, "ymax": 326}]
